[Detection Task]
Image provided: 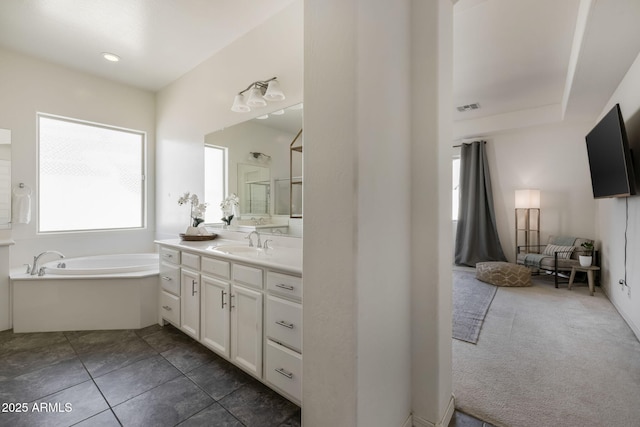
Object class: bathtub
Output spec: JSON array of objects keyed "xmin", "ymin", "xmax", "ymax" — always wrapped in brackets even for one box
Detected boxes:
[
  {"xmin": 10, "ymin": 253, "xmax": 159, "ymax": 333},
  {"xmin": 42, "ymin": 253, "xmax": 159, "ymax": 275}
]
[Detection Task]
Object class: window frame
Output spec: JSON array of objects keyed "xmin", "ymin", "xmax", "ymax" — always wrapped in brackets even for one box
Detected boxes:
[{"xmin": 36, "ymin": 113, "xmax": 148, "ymax": 234}]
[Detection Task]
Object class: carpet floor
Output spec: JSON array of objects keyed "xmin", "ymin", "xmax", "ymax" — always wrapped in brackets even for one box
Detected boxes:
[{"xmin": 453, "ymin": 273, "xmax": 640, "ymax": 427}]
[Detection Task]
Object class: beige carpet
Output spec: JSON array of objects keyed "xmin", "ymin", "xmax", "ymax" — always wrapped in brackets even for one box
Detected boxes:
[{"xmin": 453, "ymin": 273, "xmax": 640, "ymax": 427}]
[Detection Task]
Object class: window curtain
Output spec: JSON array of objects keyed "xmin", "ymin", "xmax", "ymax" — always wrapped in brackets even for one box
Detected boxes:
[{"xmin": 454, "ymin": 141, "xmax": 507, "ymax": 266}]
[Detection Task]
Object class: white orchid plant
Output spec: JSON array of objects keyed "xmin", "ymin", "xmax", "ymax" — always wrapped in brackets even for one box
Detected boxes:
[
  {"xmin": 178, "ymin": 192, "xmax": 207, "ymax": 227},
  {"xmin": 220, "ymin": 193, "xmax": 240, "ymax": 225}
]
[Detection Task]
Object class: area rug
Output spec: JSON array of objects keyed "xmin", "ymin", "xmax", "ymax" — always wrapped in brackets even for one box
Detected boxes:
[{"xmin": 452, "ymin": 270, "xmax": 497, "ymax": 344}]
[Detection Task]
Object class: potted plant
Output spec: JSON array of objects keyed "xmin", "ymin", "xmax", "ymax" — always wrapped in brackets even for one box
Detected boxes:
[{"xmin": 579, "ymin": 241, "xmax": 594, "ymax": 267}]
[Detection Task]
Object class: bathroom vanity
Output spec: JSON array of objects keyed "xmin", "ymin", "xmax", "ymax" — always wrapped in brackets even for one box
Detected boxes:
[{"xmin": 155, "ymin": 238, "xmax": 302, "ymax": 405}]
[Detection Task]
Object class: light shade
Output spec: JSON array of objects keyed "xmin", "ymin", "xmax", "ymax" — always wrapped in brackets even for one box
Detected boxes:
[
  {"xmin": 515, "ymin": 189, "xmax": 540, "ymax": 209},
  {"xmin": 263, "ymin": 80, "xmax": 285, "ymax": 101},
  {"xmin": 231, "ymin": 94, "xmax": 250, "ymax": 112},
  {"xmin": 246, "ymin": 87, "xmax": 267, "ymax": 108}
]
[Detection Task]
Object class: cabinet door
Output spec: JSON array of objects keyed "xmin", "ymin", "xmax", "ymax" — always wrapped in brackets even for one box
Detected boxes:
[
  {"xmin": 200, "ymin": 275, "xmax": 230, "ymax": 358},
  {"xmin": 180, "ymin": 268, "xmax": 200, "ymax": 340},
  {"xmin": 231, "ymin": 284, "xmax": 263, "ymax": 378}
]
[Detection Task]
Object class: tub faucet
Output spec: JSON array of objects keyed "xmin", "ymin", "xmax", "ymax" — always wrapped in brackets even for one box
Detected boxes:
[
  {"xmin": 245, "ymin": 231, "xmax": 261, "ymax": 248},
  {"xmin": 31, "ymin": 251, "xmax": 65, "ymax": 276}
]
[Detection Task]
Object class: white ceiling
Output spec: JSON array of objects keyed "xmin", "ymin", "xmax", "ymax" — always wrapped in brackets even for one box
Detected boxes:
[
  {"xmin": 0, "ymin": 0, "xmax": 296, "ymax": 91},
  {"xmin": 454, "ymin": 0, "xmax": 640, "ymax": 137},
  {"xmin": 1, "ymin": 0, "xmax": 639, "ymax": 136}
]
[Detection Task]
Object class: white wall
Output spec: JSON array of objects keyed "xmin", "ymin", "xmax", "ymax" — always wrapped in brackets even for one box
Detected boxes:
[
  {"xmin": 155, "ymin": 2, "xmax": 303, "ymax": 239},
  {"xmin": 0, "ymin": 47, "xmax": 156, "ymax": 267},
  {"xmin": 481, "ymin": 121, "xmax": 597, "ymax": 263},
  {"xmin": 304, "ymin": 0, "xmax": 453, "ymax": 426},
  {"xmin": 595, "ymin": 50, "xmax": 640, "ymax": 338}
]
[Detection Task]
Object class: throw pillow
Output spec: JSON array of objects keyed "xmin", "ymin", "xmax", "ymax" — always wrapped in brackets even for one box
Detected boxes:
[{"xmin": 543, "ymin": 244, "xmax": 574, "ymax": 259}]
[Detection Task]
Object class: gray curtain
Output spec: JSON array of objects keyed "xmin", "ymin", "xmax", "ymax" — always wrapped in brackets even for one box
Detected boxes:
[{"xmin": 454, "ymin": 141, "xmax": 507, "ymax": 266}]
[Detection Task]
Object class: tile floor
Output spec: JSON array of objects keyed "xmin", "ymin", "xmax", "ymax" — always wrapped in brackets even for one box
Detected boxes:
[
  {"xmin": 0, "ymin": 324, "xmax": 300, "ymax": 427},
  {"xmin": 448, "ymin": 410, "xmax": 495, "ymax": 427}
]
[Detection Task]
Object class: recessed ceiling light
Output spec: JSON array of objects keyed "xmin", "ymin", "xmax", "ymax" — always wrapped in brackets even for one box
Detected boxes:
[
  {"xmin": 102, "ymin": 52, "xmax": 120, "ymax": 62},
  {"xmin": 256, "ymin": 114, "xmax": 269, "ymax": 120},
  {"xmin": 272, "ymin": 110, "xmax": 285, "ymax": 115}
]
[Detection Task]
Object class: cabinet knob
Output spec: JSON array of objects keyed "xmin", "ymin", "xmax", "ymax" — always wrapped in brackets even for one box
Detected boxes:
[{"xmin": 161, "ymin": 276, "xmax": 172, "ymax": 281}]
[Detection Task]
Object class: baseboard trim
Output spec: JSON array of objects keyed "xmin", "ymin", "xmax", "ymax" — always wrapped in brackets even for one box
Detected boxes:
[
  {"xmin": 402, "ymin": 414, "xmax": 413, "ymax": 427},
  {"xmin": 412, "ymin": 394, "xmax": 455, "ymax": 427}
]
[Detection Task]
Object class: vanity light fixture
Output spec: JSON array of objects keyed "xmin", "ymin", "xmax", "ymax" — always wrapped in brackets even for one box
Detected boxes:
[
  {"xmin": 231, "ymin": 77, "xmax": 285, "ymax": 113},
  {"xmin": 249, "ymin": 152, "xmax": 272, "ymax": 163},
  {"xmin": 102, "ymin": 52, "xmax": 120, "ymax": 62}
]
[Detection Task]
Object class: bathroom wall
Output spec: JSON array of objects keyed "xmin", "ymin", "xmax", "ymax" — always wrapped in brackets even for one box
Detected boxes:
[
  {"xmin": 155, "ymin": 1, "xmax": 303, "ymax": 239},
  {"xmin": 0, "ymin": 46, "xmax": 157, "ymax": 267}
]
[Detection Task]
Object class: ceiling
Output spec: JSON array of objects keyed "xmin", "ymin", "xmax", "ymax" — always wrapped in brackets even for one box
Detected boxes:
[
  {"xmin": 454, "ymin": 0, "xmax": 640, "ymax": 137},
  {"xmin": 0, "ymin": 0, "xmax": 296, "ymax": 91},
  {"xmin": 1, "ymin": 0, "xmax": 639, "ymax": 136}
]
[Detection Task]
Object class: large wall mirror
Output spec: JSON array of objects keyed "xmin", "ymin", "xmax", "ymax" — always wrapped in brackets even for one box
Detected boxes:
[
  {"xmin": 204, "ymin": 104, "xmax": 302, "ymax": 237},
  {"xmin": 0, "ymin": 129, "xmax": 10, "ymax": 229}
]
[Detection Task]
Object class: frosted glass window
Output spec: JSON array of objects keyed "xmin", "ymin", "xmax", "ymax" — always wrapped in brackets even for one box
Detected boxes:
[
  {"xmin": 204, "ymin": 144, "xmax": 226, "ymax": 223},
  {"xmin": 38, "ymin": 115, "xmax": 145, "ymax": 232}
]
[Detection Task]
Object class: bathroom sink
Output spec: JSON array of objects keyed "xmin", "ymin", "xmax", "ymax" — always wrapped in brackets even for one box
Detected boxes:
[{"xmin": 211, "ymin": 245, "xmax": 265, "ymax": 256}]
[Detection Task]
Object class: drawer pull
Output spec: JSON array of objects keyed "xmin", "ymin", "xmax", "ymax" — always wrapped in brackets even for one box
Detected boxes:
[
  {"xmin": 162, "ymin": 305, "xmax": 172, "ymax": 311},
  {"xmin": 276, "ymin": 320, "xmax": 294, "ymax": 329},
  {"xmin": 163, "ymin": 253, "xmax": 173, "ymax": 258},
  {"xmin": 161, "ymin": 276, "xmax": 172, "ymax": 281},
  {"xmin": 276, "ymin": 283, "xmax": 295, "ymax": 291},
  {"xmin": 192, "ymin": 279, "xmax": 198, "ymax": 296},
  {"xmin": 221, "ymin": 290, "xmax": 227, "ymax": 309},
  {"xmin": 275, "ymin": 367, "xmax": 294, "ymax": 379}
]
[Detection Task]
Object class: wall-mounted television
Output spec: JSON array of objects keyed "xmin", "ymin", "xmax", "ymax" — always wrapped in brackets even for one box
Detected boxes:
[{"xmin": 585, "ymin": 103, "xmax": 637, "ymax": 198}]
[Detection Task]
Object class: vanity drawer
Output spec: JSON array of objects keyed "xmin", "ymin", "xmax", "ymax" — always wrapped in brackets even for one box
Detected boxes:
[
  {"xmin": 159, "ymin": 247, "xmax": 180, "ymax": 265},
  {"xmin": 266, "ymin": 340, "xmax": 302, "ymax": 403},
  {"xmin": 201, "ymin": 256, "xmax": 230, "ymax": 279},
  {"xmin": 233, "ymin": 264, "xmax": 263, "ymax": 289},
  {"xmin": 181, "ymin": 252, "xmax": 201, "ymax": 270},
  {"xmin": 266, "ymin": 295, "xmax": 302, "ymax": 352},
  {"xmin": 267, "ymin": 271, "xmax": 302, "ymax": 301},
  {"xmin": 159, "ymin": 262, "xmax": 180, "ymax": 295},
  {"xmin": 160, "ymin": 290, "xmax": 180, "ymax": 326}
]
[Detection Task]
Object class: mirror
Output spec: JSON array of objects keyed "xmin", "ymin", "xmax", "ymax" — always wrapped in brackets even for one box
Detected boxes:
[
  {"xmin": 0, "ymin": 129, "xmax": 10, "ymax": 229},
  {"xmin": 205, "ymin": 104, "xmax": 303, "ymax": 237}
]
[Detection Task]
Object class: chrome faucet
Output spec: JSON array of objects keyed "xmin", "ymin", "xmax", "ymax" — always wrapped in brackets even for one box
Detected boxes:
[
  {"xmin": 31, "ymin": 251, "xmax": 65, "ymax": 276},
  {"xmin": 245, "ymin": 231, "xmax": 262, "ymax": 248}
]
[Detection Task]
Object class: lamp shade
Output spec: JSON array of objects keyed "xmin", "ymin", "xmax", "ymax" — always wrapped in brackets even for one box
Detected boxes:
[
  {"xmin": 515, "ymin": 189, "xmax": 540, "ymax": 209},
  {"xmin": 246, "ymin": 87, "xmax": 267, "ymax": 108},
  {"xmin": 231, "ymin": 94, "xmax": 250, "ymax": 112},
  {"xmin": 263, "ymin": 80, "xmax": 286, "ymax": 101}
]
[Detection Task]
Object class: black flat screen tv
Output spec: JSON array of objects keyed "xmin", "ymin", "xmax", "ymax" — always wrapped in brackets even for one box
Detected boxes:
[{"xmin": 585, "ymin": 103, "xmax": 636, "ymax": 198}]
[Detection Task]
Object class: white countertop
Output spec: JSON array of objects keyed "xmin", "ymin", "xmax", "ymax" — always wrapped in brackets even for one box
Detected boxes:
[{"xmin": 155, "ymin": 238, "xmax": 302, "ymax": 275}]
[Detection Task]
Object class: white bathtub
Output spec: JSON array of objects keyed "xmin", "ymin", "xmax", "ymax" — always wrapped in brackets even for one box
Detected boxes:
[
  {"xmin": 10, "ymin": 253, "xmax": 159, "ymax": 333},
  {"xmin": 42, "ymin": 253, "xmax": 159, "ymax": 275}
]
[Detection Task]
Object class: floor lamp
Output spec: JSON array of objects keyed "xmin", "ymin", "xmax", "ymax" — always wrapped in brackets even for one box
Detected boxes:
[{"xmin": 515, "ymin": 189, "xmax": 540, "ymax": 258}]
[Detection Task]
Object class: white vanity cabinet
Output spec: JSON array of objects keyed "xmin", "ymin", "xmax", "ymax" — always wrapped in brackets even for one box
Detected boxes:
[
  {"xmin": 156, "ymin": 241, "xmax": 301, "ymax": 403},
  {"xmin": 159, "ymin": 247, "xmax": 181, "ymax": 326},
  {"xmin": 265, "ymin": 271, "xmax": 303, "ymax": 404}
]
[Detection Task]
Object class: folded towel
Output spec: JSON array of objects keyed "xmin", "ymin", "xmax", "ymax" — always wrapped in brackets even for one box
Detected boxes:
[{"xmin": 12, "ymin": 193, "xmax": 31, "ymax": 224}]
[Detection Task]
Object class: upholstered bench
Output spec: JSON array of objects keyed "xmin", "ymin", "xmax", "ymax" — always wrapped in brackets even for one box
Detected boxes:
[{"xmin": 476, "ymin": 261, "xmax": 531, "ymax": 287}]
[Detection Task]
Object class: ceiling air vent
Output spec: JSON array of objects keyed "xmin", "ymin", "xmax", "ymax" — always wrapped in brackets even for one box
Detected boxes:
[{"xmin": 456, "ymin": 103, "xmax": 481, "ymax": 112}]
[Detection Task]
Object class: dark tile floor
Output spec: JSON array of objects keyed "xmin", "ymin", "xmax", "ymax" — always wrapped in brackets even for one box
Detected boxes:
[
  {"xmin": 0, "ymin": 324, "xmax": 300, "ymax": 427},
  {"xmin": 448, "ymin": 410, "xmax": 495, "ymax": 427}
]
